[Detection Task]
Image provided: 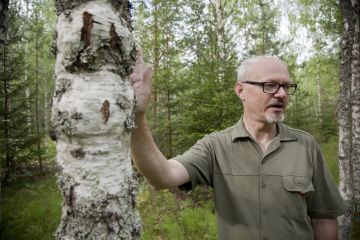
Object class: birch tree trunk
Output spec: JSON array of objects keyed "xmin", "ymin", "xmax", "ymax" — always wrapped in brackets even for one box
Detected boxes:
[
  {"xmin": 51, "ymin": 1, "xmax": 141, "ymax": 238},
  {"xmin": 215, "ymin": 0, "xmax": 225, "ymax": 83},
  {"xmin": 350, "ymin": 0, "xmax": 360, "ymax": 238},
  {"xmin": 315, "ymin": 58, "xmax": 323, "ymax": 127},
  {"xmin": 338, "ymin": 0, "xmax": 360, "ymax": 239}
]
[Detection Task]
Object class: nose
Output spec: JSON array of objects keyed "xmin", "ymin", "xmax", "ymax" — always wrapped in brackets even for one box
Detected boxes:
[{"xmin": 274, "ymin": 86, "xmax": 288, "ymax": 98}]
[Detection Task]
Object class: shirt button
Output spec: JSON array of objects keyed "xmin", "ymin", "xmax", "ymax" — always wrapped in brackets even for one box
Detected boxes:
[
  {"xmin": 262, "ymin": 209, "xmax": 268, "ymax": 215},
  {"xmin": 261, "ymin": 182, "xmax": 266, "ymax": 188}
]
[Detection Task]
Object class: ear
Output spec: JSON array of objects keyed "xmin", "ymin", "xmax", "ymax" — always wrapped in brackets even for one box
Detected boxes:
[{"xmin": 235, "ymin": 82, "xmax": 245, "ymax": 100}]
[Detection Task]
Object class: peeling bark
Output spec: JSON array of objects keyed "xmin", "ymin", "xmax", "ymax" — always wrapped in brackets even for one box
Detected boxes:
[{"xmin": 52, "ymin": 1, "xmax": 140, "ymax": 239}]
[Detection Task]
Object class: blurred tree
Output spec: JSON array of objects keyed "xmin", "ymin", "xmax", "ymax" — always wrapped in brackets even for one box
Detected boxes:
[
  {"xmin": 0, "ymin": 0, "xmax": 56, "ymax": 182},
  {"xmin": 0, "ymin": 0, "xmax": 10, "ymax": 185},
  {"xmin": 0, "ymin": 0, "xmax": 37, "ymax": 183}
]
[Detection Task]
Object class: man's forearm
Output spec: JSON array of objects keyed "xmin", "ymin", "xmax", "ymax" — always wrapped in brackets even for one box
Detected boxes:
[
  {"xmin": 131, "ymin": 114, "xmax": 169, "ymax": 187},
  {"xmin": 311, "ymin": 218, "xmax": 338, "ymax": 240}
]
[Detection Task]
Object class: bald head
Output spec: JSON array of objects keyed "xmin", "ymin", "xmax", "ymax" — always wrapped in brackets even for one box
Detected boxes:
[{"xmin": 237, "ymin": 56, "xmax": 289, "ymax": 82}]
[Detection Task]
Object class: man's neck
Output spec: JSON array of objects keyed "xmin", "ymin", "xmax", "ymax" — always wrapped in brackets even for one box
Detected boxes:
[{"xmin": 242, "ymin": 116, "xmax": 277, "ymax": 152}]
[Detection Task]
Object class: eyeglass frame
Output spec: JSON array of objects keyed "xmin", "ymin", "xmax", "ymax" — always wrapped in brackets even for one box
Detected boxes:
[{"xmin": 242, "ymin": 81, "xmax": 297, "ymax": 95}]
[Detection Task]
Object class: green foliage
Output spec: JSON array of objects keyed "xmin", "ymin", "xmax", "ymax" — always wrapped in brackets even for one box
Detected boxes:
[
  {"xmin": 0, "ymin": 176, "xmax": 217, "ymax": 240},
  {"xmin": 320, "ymin": 136, "xmax": 340, "ymax": 184},
  {"xmin": 0, "ymin": 0, "xmax": 56, "ymax": 182},
  {"xmin": 137, "ymin": 184, "xmax": 217, "ymax": 240},
  {"xmin": 0, "ymin": 175, "xmax": 62, "ymax": 240}
]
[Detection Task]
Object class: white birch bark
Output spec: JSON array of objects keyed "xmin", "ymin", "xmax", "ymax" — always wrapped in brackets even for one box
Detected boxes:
[
  {"xmin": 51, "ymin": 1, "xmax": 141, "ymax": 239},
  {"xmin": 315, "ymin": 58, "xmax": 322, "ymax": 125},
  {"xmin": 350, "ymin": 0, "xmax": 360, "ymax": 236},
  {"xmin": 338, "ymin": 0, "xmax": 358, "ymax": 239},
  {"xmin": 215, "ymin": 0, "xmax": 225, "ymax": 83}
]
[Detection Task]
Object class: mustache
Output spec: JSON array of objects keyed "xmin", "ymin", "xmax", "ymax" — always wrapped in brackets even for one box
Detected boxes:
[{"xmin": 267, "ymin": 101, "xmax": 285, "ymax": 108}]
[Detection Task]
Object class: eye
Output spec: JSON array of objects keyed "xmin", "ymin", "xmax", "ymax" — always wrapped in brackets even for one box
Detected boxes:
[{"xmin": 264, "ymin": 83, "xmax": 278, "ymax": 89}]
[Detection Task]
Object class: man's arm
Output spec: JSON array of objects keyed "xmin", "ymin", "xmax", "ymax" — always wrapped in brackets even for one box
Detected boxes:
[
  {"xmin": 129, "ymin": 49, "xmax": 190, "ymax": 189},
  {"xmin": 311, "ymin": 218, "xmax": 338, "ymax": 240}
]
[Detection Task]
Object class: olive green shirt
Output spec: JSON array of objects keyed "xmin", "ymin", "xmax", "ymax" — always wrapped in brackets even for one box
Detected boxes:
[{"xmin": 174, "ymin": 119, "xmax": 345, "ymax": 240}]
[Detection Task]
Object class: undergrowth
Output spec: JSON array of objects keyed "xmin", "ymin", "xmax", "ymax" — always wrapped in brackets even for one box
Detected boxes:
[
  {"xmin": 0, "ymin": 175, "xmax": 62, "ymax": 240},
  {"xmin": 0, "ymin": 175, "xmax": 217, "ymax": 240},
  {"xmin": 137, "ymin": 184, "xmax": 217, "ymax": 240}
]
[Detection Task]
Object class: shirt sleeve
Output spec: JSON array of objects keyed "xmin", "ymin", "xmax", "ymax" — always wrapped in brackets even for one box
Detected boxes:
[
  {"xmin": 306, "ymin": 142, "xmax": 346, "ymax": 218},
  {"xmin": 173, "ymin": 136, "xmax": 214, "ymax": 191}
]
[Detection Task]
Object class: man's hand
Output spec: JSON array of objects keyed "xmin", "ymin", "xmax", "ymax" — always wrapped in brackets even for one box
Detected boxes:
[{"xmin": 129, "ymin": 48, "xmax": 153, "ymax": 115}]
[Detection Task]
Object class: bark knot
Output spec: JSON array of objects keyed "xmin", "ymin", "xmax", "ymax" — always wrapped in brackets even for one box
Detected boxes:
[
  {"xmin": 70, "ymin": 148, "xmax": 86, "ymax": 159},
  {"xmin": 71, "ymin": 112, "xmax": 83, "ymax": 120},
  {"xmin": 100, "ymin": 100, "xmax": 110, "ymax": 124}
]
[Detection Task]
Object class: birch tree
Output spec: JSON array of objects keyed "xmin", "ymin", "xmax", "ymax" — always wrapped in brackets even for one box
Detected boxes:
[
  {"xmin": 51, "ymin": 0, "xmax": 141, "ymax": 238},
  {"xmin": 338, "ymin": 0, "xmax": 360, "ymax": 239},
  {"xmin": 215, "ymin": 0, "xmax": 225, "ymax": 83}
]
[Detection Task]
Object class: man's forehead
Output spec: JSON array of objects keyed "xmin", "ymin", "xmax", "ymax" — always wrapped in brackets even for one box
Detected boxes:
[{"xmin": 247, "ymin": 56, "xmax": 289, "ymax": 80}]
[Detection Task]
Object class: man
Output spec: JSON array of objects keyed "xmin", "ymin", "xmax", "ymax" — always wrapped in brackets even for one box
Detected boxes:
[{"xmin": 130, "ymin": 50, "xmax": 345, "ymax": 240}]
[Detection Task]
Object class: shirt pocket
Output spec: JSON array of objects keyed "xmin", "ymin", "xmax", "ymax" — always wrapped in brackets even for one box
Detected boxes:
[{"xmin": 281, "ymin": 175, "xmax": 314, "ymax": 219}]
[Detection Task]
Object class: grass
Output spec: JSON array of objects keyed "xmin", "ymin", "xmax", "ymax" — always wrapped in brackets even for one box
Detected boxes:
[
  {"xmin": 0, "ymin": 175, "xmax": 62, "ymax": 240},
  {"xmin": 0, "ymin": 176, "xmax": 217, "ymax": 240},
  {"xmin": 137, "ymin": 185, "xmax": 217, "ymax": 240}
]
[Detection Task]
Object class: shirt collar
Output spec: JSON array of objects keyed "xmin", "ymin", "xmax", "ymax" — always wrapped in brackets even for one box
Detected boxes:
[{"xmin": 231, "ymin": 117, "xmax": 298, "ymax": 142}]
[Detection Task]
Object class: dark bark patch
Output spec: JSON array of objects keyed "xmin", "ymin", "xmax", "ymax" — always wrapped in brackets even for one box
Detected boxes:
[
  {"xmin": 51, "ymin": 31, "xmax": 57, "ymax": 56},
  {"xmin": 125, "ymin": 114, "xmax": 135, "ymax": 130},
  {"xmin": 70, "ymin": 185, "xmax": 76, "ymax": 208},
  {"xmin": 52, "ymin": 109, "xmax": 74, "ymax": 138},
  {"xmin": 70, "ymin": 148, "xmax": 86, "ymax": 159},
  {"xmin": 104, "ymin": 22, "xmax": 136, "ymax": 78},
  {"xmin": 124, "ymin": 98, "xmax": 136, "ymax": 130},
  {"xmin": 54, "ymin": 78, "xmax": 71, "ymax": 102},
  {"xmin": 100, "ymin": 100, "xmax": 110, "ymax": 124},
  {"xmin": 48, "ymin": 129, "xmax": 59, "ymax": 141},
  {"xmin": 116, "ymin": 94, "xmax": 130, "ymax": 109},
  {"xmin": 110, "ymin": 23, "xmax": 120, "ymax": 50},
  {"xmin": 81, "ymin": 12, "xmax": 93, "ymax": 48},
  {"xmin": 69, "ymin": 12, "xmax": 94, "ymax": 72},
  {"xmin": 71, "ymin": 112, "xmax": 83, "ymax": 120}
]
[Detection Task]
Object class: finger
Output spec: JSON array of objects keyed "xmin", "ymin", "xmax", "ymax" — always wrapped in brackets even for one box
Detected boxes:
[
  {"xmin": 129, "ymin": 73, "xmax": 142, "ymax": 85},
  {"xmin": 132, "ymin": 47, "xmax": 145, "ymax": 74},
  {"xmin": 143, "ymin": 65, "xmax": 153, "ymax": 87}
]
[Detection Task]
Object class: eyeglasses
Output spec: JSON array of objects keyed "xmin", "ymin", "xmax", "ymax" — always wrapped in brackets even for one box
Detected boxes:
[{"xmin": 243, "ymin": 81, "xmax": 297, "ymax": 95}]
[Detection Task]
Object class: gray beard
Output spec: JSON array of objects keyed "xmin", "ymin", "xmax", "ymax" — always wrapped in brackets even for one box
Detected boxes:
[{"xmin": 266, "ymin": 114, "xmax": 285, "ymax": 124}]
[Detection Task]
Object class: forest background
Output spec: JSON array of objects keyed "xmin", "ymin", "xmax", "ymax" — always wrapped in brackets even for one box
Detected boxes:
[{"xmin": 0, "ymin": 0, "xmax": 351, "ymax": 239}]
